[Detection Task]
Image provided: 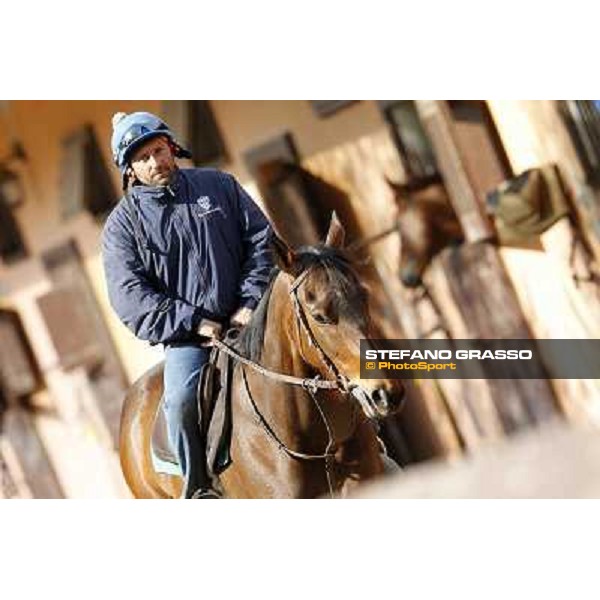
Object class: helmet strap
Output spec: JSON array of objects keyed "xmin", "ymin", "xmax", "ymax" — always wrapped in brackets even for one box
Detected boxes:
[{"xmin": 122, "ymin": 167, "xmax": 134, "ymax": 192}]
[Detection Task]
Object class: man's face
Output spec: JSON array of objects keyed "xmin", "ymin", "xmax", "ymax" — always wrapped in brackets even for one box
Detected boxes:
[{"xmin": 129, "ymin": 136, "xmax": 176, "ymax": 187}]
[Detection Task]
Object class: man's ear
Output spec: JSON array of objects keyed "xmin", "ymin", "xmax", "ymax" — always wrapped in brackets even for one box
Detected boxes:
[
  {"xmin": 271, "ymin": 234, "xmax": 296, "ymax": 274},
  {"xmin": 166, "ymin": 138, "xmax": 180, "ymax": 158},
  {"xmin": 324, "ymin": 211, "xmax": 345, "ymax": 249}
]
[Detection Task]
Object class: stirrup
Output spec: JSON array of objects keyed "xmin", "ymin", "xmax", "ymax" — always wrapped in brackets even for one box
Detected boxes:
[{"xmin": 190, "ymin": 488, "xmax": 221, "ymax": 499}]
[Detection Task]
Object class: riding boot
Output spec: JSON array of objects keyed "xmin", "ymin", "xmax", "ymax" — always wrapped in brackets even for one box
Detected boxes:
[{"xmin": 187, "ymin": 435, "xmax": 221, "ymax": 499}]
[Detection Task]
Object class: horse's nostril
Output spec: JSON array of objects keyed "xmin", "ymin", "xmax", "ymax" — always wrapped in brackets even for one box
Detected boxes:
[
  {"xmin": 401, "ymin": 272, "xmax": 421, "ymax": 288},
  {"xmin": 371, "ymin": 388, "xmax": 389, "ymax": 410},
  {"xmin": 371, "ymin": 387, "xmax": 406, "ymax": 415}
]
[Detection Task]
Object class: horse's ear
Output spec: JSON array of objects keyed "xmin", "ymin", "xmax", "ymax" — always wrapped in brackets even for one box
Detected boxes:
[
  {"xmin": 271, "ymin": 234, "xmax": 296, "ymax": 273},
  {"xmin": 385, "ymin": 175, "xmax": 404, "ymax": 194},
  {"xmin": 386, "ymin": 176, "xmax": 409, "ymax": 209},
  {"xmin": 324, "ymin": 211, "xmax": 345, "ymax": 249}
]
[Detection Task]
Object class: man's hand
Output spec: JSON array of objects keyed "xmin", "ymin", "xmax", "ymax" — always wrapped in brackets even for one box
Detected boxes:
[
  {"xmin": 230, "ymin": 307, "xmax": 254, "ymax": 329},
  {"xmin": 196, "ymin": 318, "xmax": 222, "ymax": 347}
]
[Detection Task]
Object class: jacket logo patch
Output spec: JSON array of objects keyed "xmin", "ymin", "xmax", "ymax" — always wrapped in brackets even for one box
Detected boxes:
[{"xmin": 196, "ymin": 196, "xmax": 212, "ymax": 211}]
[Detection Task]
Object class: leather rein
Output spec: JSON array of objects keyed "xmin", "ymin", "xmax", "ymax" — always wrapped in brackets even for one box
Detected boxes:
[{"xmin": 212, "ymin": 268, "xmax": 363, "ymax": 497}]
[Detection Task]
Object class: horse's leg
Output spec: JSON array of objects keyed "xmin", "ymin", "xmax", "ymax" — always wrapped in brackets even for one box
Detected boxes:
[
  {"xmin": 338, "ymin": 419, "xmax": 385, "ymax": 498},
  {"xmin": 119, "ymin": 364, "xmax": 180, "ymax": 499}
]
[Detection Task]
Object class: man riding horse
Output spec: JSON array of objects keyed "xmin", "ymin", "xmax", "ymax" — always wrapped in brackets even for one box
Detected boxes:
[{"xmin": 102, "ymin": 111, "xmax": 273, "ymax": 499}]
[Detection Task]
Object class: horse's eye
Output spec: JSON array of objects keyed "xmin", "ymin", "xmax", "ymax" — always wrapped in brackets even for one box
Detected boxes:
[
  {"xmin": 305, "ymin": 290, "xmax": 316, "ymax": 303},
  {"xmin": 312, "ymin": 312, "xmax": 332, "ymax": 325}
]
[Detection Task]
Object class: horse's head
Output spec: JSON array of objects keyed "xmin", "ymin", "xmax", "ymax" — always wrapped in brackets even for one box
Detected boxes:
[
  {"xmin": 387, "ymin": 178, "xmax": 464, "ymax": 287},
  {"xmin": 271, "ymin": 213, "xmax": 405, "ymax": 419}
]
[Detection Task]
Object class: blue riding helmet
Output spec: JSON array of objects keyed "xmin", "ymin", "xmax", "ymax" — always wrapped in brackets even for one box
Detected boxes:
[{"xmin": 111, "ymin": 111, "xmax": 192, "ymax": 174}]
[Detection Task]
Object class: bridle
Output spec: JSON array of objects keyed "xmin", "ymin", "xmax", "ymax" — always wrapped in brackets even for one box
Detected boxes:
[{"xmin": 212, "ymin": 266, "xmax": 375, "ymax": 497}]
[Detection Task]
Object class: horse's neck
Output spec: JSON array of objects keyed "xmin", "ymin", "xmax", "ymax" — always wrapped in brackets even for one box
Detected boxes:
[
  {"xmin": 261, "ymin": 274, "xmax": 311, "ymax": 376},
  {"xmin": 251, "ymin": 274, "xmax": 347, "ymax": 451}
]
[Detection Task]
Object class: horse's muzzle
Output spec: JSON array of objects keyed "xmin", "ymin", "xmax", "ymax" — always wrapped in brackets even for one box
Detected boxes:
[{"xmin": 351, "ymin": 384, "xmax": 405, "ymax": 420}]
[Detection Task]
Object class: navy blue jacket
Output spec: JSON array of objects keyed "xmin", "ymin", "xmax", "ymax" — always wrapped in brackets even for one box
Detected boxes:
[{"xmin": 102, "ymin": 168, "xmax": 273, "ymax": 345}]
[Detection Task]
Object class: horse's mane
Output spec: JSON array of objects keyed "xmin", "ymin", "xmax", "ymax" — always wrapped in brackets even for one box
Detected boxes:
[
  {"xmin": 237, "ymin": 245, "xmax": 364, "ymax": 363},
  {"xmin": 237, "ymin": 268, "xmax": 279, "ymax": 363}
]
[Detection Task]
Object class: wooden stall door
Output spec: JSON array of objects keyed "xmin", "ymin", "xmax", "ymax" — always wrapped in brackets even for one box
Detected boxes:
[
  {"xmin": 37, "ymin": 241, "xmax": 127, "ymax": 447},
  {"xmin": 0, "ymin": 309, "xmax": 62, "ymax": 498},
  {"xmin": 423, "ymin": 243, "xmax": 559, "ymax": 434},
  {"xmin": 1, "ymin": 409, "xmax": 63, "ymax": 498},
  {"xmin": 243, "ymin": 132, "xmax": 321, "ymax": 246}
]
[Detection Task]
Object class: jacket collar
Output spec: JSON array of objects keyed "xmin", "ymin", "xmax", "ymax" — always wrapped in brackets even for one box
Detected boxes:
[{"xmin": 131, "ymin": 168, "xmax": 184, "ymax": 203}]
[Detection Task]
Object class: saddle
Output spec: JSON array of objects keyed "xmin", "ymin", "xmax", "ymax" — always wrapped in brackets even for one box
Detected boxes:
[{"xmin": 151, "ymin": 331, "xmax": 237, "ymax": 482}]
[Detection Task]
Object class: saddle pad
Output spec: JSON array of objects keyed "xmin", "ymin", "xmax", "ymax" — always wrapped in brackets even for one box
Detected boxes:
[
  {"xmin": 151, "ymin": 450, "xmax": 182, "ymax": 477},
  {"xmin": 151, "ymin": 403, "xmax": 182, "ymax": 477}
]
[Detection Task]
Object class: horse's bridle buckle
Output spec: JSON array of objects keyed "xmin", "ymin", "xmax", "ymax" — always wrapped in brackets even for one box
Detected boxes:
[
  {"xmin": 336, "ymin": 375, "xmax": 354, "ymax": 395},
  {"xmin": 303, "ymin": 377, "xmax": 321, "ymax": 395}
]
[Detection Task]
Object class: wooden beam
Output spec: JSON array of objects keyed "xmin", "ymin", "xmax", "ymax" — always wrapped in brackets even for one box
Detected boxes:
[{"xmin": 416, "ymin": 101, "xmax": 494, "ymax": 243}]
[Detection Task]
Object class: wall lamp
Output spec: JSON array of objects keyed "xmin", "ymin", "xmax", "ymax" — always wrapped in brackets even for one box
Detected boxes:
[{"xmin": 0, "ymin": 141, "xmax": 27, "ymax": 208}]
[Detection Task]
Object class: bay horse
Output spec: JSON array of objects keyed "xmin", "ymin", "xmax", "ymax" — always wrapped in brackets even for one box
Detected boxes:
[
  {"xmin": 349, "ymin": 178, "xmax": 464, "ymax": 288},
  {"xmin": 387, "ymin": 178, "xmax": 464, "ymax": 288},
  {"xmin": 119, "ymin": 214, "xmax": 405, "ymax": 498}
]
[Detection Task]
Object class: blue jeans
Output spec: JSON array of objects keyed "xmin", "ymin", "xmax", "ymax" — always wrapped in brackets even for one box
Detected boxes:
[{"xmin": 163, "ymin": 343, "xmax": 211, "ymax": 498}]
